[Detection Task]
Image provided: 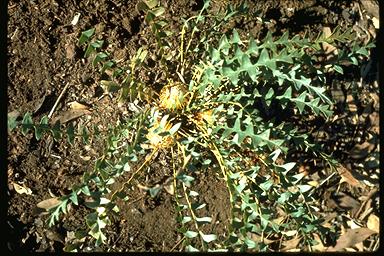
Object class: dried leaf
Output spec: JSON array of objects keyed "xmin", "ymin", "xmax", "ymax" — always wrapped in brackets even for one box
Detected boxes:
[
  {"xmin": 349, "ymin": 141, "xmax": 375, "ymax": 160},
  {"xmin": 52, "ymin": 109, "xmax": 91, "ymax": 124},
  {"xmin": 68, "ymin": 101, "xmax": 90, "ymax": 110},
  {"xmin": 337, "ymin": 165, "xmax": 361, "ymax": 187},
  {"xmin": 332, "ymin": 192, "xmax": 360, "ymax": 216},
  {"xmin": 282, "ymin": 236, "xmax": 301, "ymax": 251},
  {"xmin": 37, "ymin": 197, "xmax": 61, "ymax": 210},
  {"xmin": 164, "ymin": 183, "xmax": 174, "ymax": 195},
  {"xmin": 281, "ymin": 230, "xmax": 297, "ymax": 237},
  {"xmin": 322, "ymin": 27, "xmax": 338, "ymax": 54},
  {"xmin": 79, "ymin": 155, "xmax": 91, "ymax": 161},
  {"xmin": 311, "ymin": 233, "xmax": 326, "ymax": 251},
  {"xmin": 12, "ymin": 182, "xmax": 32, "ymax": 195},
  {"xmin": 71, "ymin": 12, "xmax": 80, "ymax": 26},
  {"xmin": 249, "ymin": 233, "xmax": 275, "ymax": 245},
  {"xmin": 307, "ymin": 180, "xmax": 319, "ymax": 187},
  {"xmin": 326, "ymin": 228, "xmax": 376, "ymax": 251},
  {"xmin": 367, "ymin": 214, "xmax": 379, "ymax": 233}
]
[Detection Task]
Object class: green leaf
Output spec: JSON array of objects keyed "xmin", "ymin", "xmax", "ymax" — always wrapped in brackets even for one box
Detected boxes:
[
  {"xmin": 298, "ymin": 184, "xmax": 313, "ymax": 193},
  {"xmin": 93, "ymin": 52, "xmax": 108, "ymax": 66},
  {"xmin": 232, "ymin": 29, "xmax": 242, "ymax": 44},
  {"xmin": 81, "ymin": 186, "xmax": 91, "ymax": 196},
  {"xmin": 169, "ymin": 122, "xmax": 182, "ymax": 135},
  {"xmin": 78, "ymin": 28, "xmax": 95, "ymax": 45},
  {"xmin": 200, "ymin": 233, "xmax": 217, "ymax": 243},
  {"xmin": 333, "ymin": 65, "xmax": 343, "ymax": 74},
  {"xmin": 280, "ymin": 162, "xmax": 296, "ymax": 173},
  {"xmin": 8, "ymin": 111, "xmax": 19, "ymax": 131},
  {"xmin": 137, "ymin": 1, "xmax": 149, "ymax": 12},
  {"xmin": 145, "ymin": 0, "xmax": 158, "ymax": 8},
  {"xmin": 84, "ymin": 44, "xmax": 95, "ymax": 58},
  {"xmin": 67, "ymin": 123, "xmax": 75, "ymax": 145},
  {"xmin": 69, "ymin": 192, "xmax": 78, "ymax": 205},
  {"xmin": 259, "ymin": 179, "xmax": 273, "ymax": 191},
  {"xmin": 151, "ymin": 7, "xmax": 165, "ymax": 17},
  {"xmin": 186, "ymin": 245, "xmax": 199, "ymax": 252},
  {"xmin": 245, "ymin": 238, "xmax": 257, "ymax": 248},
  {"xmin": 196, "ymin": 216, "xmax": 212, "ymax": 224},
  {"xmin": 90, "ymin": 40, "xmax": 104, "ymax": 49},
  {"xmin": 181, "ymin": 216, "xmax": 192, "ymax": 224},
  {"xmin": 278, "ymin": 192, "xmax": 292, "ymax": 204},
  {"xmin": 185, "ymin": 230, "xmax": 198, "ymax": 238},
  {"xmin": 149, "ymin": 186, "xmax": 162, "ymax": 197},
  {"xmin": 51, "ymin": 121, "xmax": 62, "ymax": 141},
  {"xmin": 82, "ymin": 126, "xmax": 89, "ymax": 144},
  {"xmin": 189, "ymin": 190, "xmax": 199, "ymax": 197},
  {"xmin": 21, "ymin": 112, "xmax": 33, "ymax": 135}
]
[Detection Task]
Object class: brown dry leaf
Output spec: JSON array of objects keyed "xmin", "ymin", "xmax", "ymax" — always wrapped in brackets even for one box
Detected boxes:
[
  {"xmin": 337, "ymin": 165, "xmax": 361, "ymax": 187},
  {"xmin": 349, "ymin": 141, "xmax": 375, "ymax": 160},
  {"xmin": 333, "ymin": 192, "xmax": 361, "ymax": 216},
  {"xmin": 281, "ymin": 236, "xmax": 301, "ymax": 251},
  {"xmin": 79, "ymin": 155, "xmax": 91, "ymax": 161},
  {"xmin": 68, "ymin": 101, "xmax": 90, "ymax": 110},
  {"xmin": 326, "ymin": 228, "xmax": 376, "ymax": 251},
  {"xmin": 164, "ymin": 184, "xmax": 174, "ymax": 195},
  {"xmin": 322, "ymin": 27, "xmax": 338, "ymax": 54},
  {"xmin": 12, "ymin": 182, "xmax": 32, "ymax": 195},
  {"xmin": 367, "ymin": 214, "xmax": 380, "ymax": 233},
  {"xmin": 360, "ymin": 0, "xmax": 379, "ymax": 19},
  {"xmin": 249, "ymin": 233, "xmax": 275, "ymax": 245},
  {"xmin": 52, "ymin": 109, "xmax": 91, "ymax": 124},
  {"xmin": 36, "ymin": 197, "xmax": 61, "ymax": 210},
  {"xmin": 371, "ymin": 17, "xmax": 379, "ymax": 29},
  {"xmin": 312, "ymin": 233, "xmax": 326, "ymax": 251}
]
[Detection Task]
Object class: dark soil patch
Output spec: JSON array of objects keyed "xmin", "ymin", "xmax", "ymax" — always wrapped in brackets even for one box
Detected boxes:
[{"xmin": 7, "ymin": 0, "xmax": 379, "ymax": 252}]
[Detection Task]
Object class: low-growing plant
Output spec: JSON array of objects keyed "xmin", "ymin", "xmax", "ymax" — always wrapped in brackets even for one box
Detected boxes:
[{"xmin": 9, "ymin": 0, "xmax": 374, "ymax": 252}]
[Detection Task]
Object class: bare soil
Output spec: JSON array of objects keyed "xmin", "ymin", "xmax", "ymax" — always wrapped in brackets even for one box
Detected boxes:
[{"xmin": 7, "ymin": 0, "xmax": 379, "ymax": 252}]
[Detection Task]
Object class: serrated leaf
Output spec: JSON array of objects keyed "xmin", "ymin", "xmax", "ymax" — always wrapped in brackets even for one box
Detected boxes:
[
  {"xmin": 149, "ymin": 185, "xmax": 162, "ymax": 197},
  {"xmin": 280, "ymin": 162, "xmax": 296, "ymax": 173},
  {"xmin": 232, "ymin": 29, "xmax": 242, "ymax": 44},
  {"xmin": 69, "ymin": 192, "xmax": 78, "ymax": 205},
  {"xmin": 78, "ymin": 28, "xmax": 95, "ymax": 45},
  {"xmin": 8, "ymin": 111, "xmax": 20, "ymax": 131},
  {"xmin": 278, "ymin": 192, "xmax": 292, "ymax": 204},
  {"xmin": 259, "ymin": 180, "xmax": 274, "ymax": 191},
  {"xmin": 21, "ymin": 112, "xmax": 33, "ymax": 135}
]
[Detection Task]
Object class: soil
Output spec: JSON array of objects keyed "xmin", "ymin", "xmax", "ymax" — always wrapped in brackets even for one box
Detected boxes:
[{"xmin": 7, "ymin": 0, "xmax": 379, "ymax": 252}]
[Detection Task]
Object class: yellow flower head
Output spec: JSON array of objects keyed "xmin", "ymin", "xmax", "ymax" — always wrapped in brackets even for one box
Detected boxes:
[
  {"xmin": 159, "ymin": 82, "xmax": 188, "ymax": 111},
  {"xmin": 146, "ymin": 117, "xmax": 174, "ymax": 149},
  {"xmin": 195, "ymin": 109, "xmax": 214, "ymax": 126}
]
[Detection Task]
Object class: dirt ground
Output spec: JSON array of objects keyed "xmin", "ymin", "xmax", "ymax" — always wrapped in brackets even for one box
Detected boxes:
[{"xmin": 7, "ymin": 0, "xmax": 379, "ymax": 252}]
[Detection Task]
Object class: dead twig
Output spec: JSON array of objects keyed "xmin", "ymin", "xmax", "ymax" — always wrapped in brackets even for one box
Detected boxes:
[
  {"xmin": 48, "ymin": 82, "xmax": 70, "ymax": 119},
  {"xmin": 354, "ymin": 187, "xmax": 378, "ymax": 219},
  {"xmin": 170, "ymin": 237, "xmax": 185, "ymax": 252}
]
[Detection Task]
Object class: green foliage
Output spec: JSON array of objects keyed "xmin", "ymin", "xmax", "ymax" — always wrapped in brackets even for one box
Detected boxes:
[{"xmin": 9, "ymin": 0, "xmax": 374, "ymax": 252}]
